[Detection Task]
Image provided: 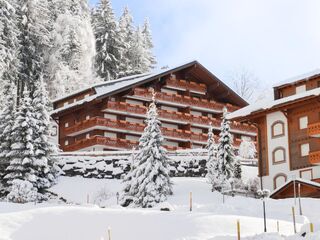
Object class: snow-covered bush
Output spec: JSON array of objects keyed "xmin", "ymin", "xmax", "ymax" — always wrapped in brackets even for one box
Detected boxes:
[
  {"xmin": 93, "ymin": 186, "xmax": 114, "ymax": 207},
  {"xmin": 7, "ymin": 179, "xmax": 38, "ymax": 203},
  {"xmin": 246, "ymin": 177, "xmax": 260, "ymax": 193}
]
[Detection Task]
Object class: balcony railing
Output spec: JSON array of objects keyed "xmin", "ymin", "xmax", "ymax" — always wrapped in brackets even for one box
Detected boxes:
[
  {"xmin": 308, "ymin": 123, "xmax": 320, "ymax": 137},
  {"xmin": 63, "ymin": 136, "xmax": 179, "ymax": 152},
  {"xmin": 131, "ymin": 88, "xmax": 240, "ymax": 113},
  {"xmin": 104, "ymin": 101, "xmax": 256, "ymax": 134},
  {"xmin": 309, "ymin": 151, "xmax": 320, "ymax": 164},
  {"xmin": 164, "ymin": 78, "xmax": 207, "ymax": 94}
]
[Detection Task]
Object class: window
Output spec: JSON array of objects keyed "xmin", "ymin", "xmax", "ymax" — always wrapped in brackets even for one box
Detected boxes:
[
  {"xmin": 300, "ymin": 143, "xmax": 310, "ymax": 157},
  {"xmin": 64, "ymin": 122, "xmax": 69, "ymax": 128},
  {"xmin": 271, "ymin": 121, "xmax": 285, "ymax": 138},
  {"xmin": 299, "ymin": 116, "xmax": 308, "ymax": 129},
  {"xmin": 86, "ymin": 115, "xmax": 90, "ymax": 120},
  {"xmin": 296, "ymin": 85, "xmax": 306, "ymax": 94},
  {"xmin": 64, "ymin": 140, "xmax": 69, "ymax": 146},
  {"xmin": 86, "ymin": 133, "xmax": 90, "ymax": 139},
  {"xmin": 84, "ymin": 94, "xmax": 90, "ymax": 99},
  {"xmin": 272, "ymin": 147, "xmax": 286, "ymax": 164},
  {"xmin": 63, "ymin": 102, "xmax": 68, "ymax": 107},
  {"xmin": 273, "ymin": 174, "xmax": 287, "ymax": 189}
]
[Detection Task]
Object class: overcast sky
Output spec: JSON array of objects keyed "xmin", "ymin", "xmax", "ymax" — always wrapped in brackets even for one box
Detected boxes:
[{"xmin": 89, "ymin": 0, "xmax": 320, "ymax": 93}]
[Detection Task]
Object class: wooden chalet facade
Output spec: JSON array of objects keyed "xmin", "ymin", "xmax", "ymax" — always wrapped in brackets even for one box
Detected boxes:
[
  {"xmin": 51, "ymin": 61, "xmax": 256, "ymax": 152},
  {"xmin": 228, "ymin": 69, "xmax": 320, "ymax": 196}
]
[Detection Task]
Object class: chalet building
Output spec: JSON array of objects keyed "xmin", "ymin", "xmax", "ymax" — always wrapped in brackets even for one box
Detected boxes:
[
  {"xmin": 51, "ymin": 61, "xmax": 256, "ymax": 153},
  {"xmin": 228, "ymin": 69, "xmax": 320, "ymax": 196}
]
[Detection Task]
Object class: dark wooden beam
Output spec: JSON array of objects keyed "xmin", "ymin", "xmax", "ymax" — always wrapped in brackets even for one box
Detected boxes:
[{"xmin": 216, "ymin": 90, "xmax": 230, "ymax": 100}]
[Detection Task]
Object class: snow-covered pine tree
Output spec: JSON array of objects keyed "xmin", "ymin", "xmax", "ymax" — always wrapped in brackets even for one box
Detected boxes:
[
  {"xmin": 120, "ymin": 91, "xmax": 173, "ymax": 208},
  {"xmin": 239, "ymin": 138, "xmax": 256, "ymax": 160},
  {"xmin": 16, "ymin": 0, "xmax": 51, "ymax": 101},
  {"xmin": 32, "ymin": 77, "xmax": 58, "ymax": 189},
  {"xmin": 206, "ymin": 123, "xmax": 219, "ymax": 191},
  {"xmin": 233, "ymin": 159, "xmax": 242, "ymax": 179},
  {"xmin": 0, "ymin": 81, "xmax": 16, "ymax": 185},
  {"xmin": 45, "ymin": 0, "xmax": 98, "ymax": 99},
  {"xmin": 92, "ymin": 0, "xmax": 122, "ymax": 81},
  {"xmin": 117, "ymin": 6, "xmax": 135, "ymax": 78},
  {"xmin": 141, "ymin": 18, "xmax": 156, "ymax": 70},
  {"xmin": 217, "ymin": 107, "xmax": 236, "ymax": 184},
  {"xmin": 129, "ymin": 26, "xmax": 151, "ymax": 74},
  {"xmin": 4, "ymin": 89, "xmax": 39, "ymax": 198}
]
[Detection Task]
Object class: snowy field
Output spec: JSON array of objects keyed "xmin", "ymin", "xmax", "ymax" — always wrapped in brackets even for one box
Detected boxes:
[{"xmin": 0, "ymin": 166, "xmax": 319, "ymax": 240}]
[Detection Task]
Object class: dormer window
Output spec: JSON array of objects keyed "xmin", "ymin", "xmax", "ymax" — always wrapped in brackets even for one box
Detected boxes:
[{"xmin": 296, "ymin": 85, "xmax": 306, "ymax": 94}]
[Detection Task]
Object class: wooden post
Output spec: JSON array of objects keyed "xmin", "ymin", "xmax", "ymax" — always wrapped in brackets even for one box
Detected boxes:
[
  {"xmin": 237, "ymin": 220, "xmax": 240, "ymax": 240},
  {"xmin": 298, "ymin": 183, "xmax": 302, "ymax": 215},
  {"xmin": 189, "ymin": 192, "xmax": 192, "ymax": 212},
  {"xmin": 277, "ymin": 221, "xmax": 279, "ymax": 233},
  {"xmin": 108, "ymin": 227, "xmax": 111, "ymax": 240},
  {"xmin": 87, "ymin": 194, "xmax": 89, "ymax": 204},
  {"xmin": 292, "ymin": 207, "xmax": 297, "ymax": 234},
  {"xmin": 310, "ymin": 223, "xmax": 314, "ymax": 233}
]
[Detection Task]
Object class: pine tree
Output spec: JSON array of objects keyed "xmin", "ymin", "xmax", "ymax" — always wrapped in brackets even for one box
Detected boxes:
[
  {"xmin": 92, "ymin": 0, "xmax": 122, "ymax": 81},
  {"xmin": 117, "ymin": 6, "xmax": 135, "ymax": 77},
  {"xmin": 233, "ymin": 159, "xmax": 242, "ymax": 179},
  {"xmin": 4, "ymin": 89, "xmax": 38, "ymax": 188},
  {"xmin": 0, "ymin": 0, "xmax": 20, "ymax": 89},
  {"xmin": 45, "ymin": 0, "xmax": 98, "ymax": 99},
  {"xmin": 0, "ymin": 81, "xmax": 16, "ymax": 184},
  {"xmin": 16, "ymin": 0, "xmax": 51, "ymax": 101},
  {"xmin": 120, "ymin": 91, "xmax": 173, "ymax": 208},
  {"xmin": 217, "ymin": 107, "xmax": 236, "ymax": 184},
  {"xmin": 142, "ymin": 18, "xmax": 156, "ymax": 70},
  {"xmin": 32, "ymin": 77, "xmax": 57, "ymax": 189},
  {"xmin": 239, "ymin": 138, "xmax": 256, "ymax": 160},
  {"xmin": 206, "ymin": 123, "xmax": 219, "ymax": 191}
]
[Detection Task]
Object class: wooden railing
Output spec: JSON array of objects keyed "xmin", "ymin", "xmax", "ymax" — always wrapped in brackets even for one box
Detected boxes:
[
  {"xmin": 63, "ymin": 136, "xmax": 179, "ymax": 152},
  {"xmin": 309, "ymin": 151, "xmax": 320, "ymax": 164},
  {"xmin": 165, "ymin": 78, "xmax": 207, "ymax": 93},
  {"xmin": 105, "ymin": 101, "xmax": 256, "ymax": 134},
  {"xmin": 308, "ymin": 123, "xmax": 320, "ymax": 137},
  {"xmin": 132, "ymin": 88, "xmax": 240, "ymax": 112}
]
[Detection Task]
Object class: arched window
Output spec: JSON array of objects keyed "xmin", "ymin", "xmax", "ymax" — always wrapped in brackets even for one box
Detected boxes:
[
  {"xmin": 273, "ymin": 173, "xmax": 287, "ymax": 190},
  {"xmin": 271, "ymin": 121, "xmax": 285, "ymax": 138},
  {"xmin": 272, "ymin": 147, "xmax": 286, "ymax": 164}
]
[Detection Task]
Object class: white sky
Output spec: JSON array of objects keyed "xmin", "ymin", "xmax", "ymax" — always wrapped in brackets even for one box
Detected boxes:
[{"xmin": 91, "ymin": 0, "xmax": 320, "ymax": 94}]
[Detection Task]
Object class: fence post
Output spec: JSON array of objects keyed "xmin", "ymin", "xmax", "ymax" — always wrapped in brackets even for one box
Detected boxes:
[
  {"xmin": 189, "ymin": 192, "xmax": 192, "ymax": 212},
  {"xmin": 277, "ymin": 221, "xmax": 279, "ymax": 233},
  {"xmin": 87, "ymin": 194, "xmax": 89, "ymax": 204},
  {"xmin": 310, "ymin": 223, "xmax": 314, "ymax": 233},
  {"xmin": 237, "ymin": 219, "xmax": 240, "ymax": 240},
  {"xmin": 108, "ymin": 227, "xmax": 111, "ymax": 240},
  {"xmin": 292, "ymin": 207, "xmax": 296, "ymax": 234}
]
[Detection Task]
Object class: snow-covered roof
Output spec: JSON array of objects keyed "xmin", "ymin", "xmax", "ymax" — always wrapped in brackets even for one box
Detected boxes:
[
  {"xmin": 273, "ymin": 68, "xmax": 320, "ymax": 88},
  {"xmin": 270, "ymin": 177, "xmax": 320, "ymax": 198},
  {"xmin": 227, "ymin": 87, "xmax": 320, "ymax": 120}
]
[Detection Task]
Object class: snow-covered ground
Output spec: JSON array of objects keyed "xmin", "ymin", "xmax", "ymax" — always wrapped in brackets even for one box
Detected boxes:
[{"xmin": 0, "ymin": 168, "xmax": 319, "ymax": 240}]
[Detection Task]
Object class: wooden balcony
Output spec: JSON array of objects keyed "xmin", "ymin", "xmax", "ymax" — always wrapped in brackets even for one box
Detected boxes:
[
  {"xmin": 164, "ymin": 78, "xmax": 207, "ymax": 94},
  {"xmin": 308, "ymin": 123, "xmax": 320, "ymax": 137},
  {"xmin": 104, "ymin": 101, "xmax": 256, "ymax": 134},
  {"xmin": 63, "ymin": 136, "xmax": 180, "ymax": 152},
  {"xmin": 309, "ymin": 151, "xmax": 320, "ymax": 165},
  {"xmin": 131, "ymin": 88, "xmax": 240, "ymax": 113}
]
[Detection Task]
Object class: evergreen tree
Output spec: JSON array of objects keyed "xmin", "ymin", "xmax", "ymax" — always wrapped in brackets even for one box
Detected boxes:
[
  {"xmin": 92, "ymin": 0, "xmax": 122, "ymax": 81},
  {"xmin": 120, "ymin": 91, "xmax": 173, "ymax": 208},
  {"xmin": 0, "ymin": 0, "xmax": 20, "ymax": 90},
  {"xmin": 117, "ymin": 6, "xmax": 135, "ymax": 77},
  {"xmin": 45, "ymin": 0, "xmax": 98, "ymax": 99},
  {"xmin": 141, "ymin": 18, "xmax": 156, "ymax": 70},
  {"xmin": 239, "ymin": 138, "xmax": 256, "ymax": 160},
  {"xmin": 32, "ymin": 77, "xmax": 57, "ymax": 189},
  {"xmin": 0, "ymin": 81, "xmax": 16, "ymax": 184},
  {"xmin": 205, "ymin": 123, "xmax": 219, "ymax": 191},
  {"xmin": 16, "ymin": 0, "xmax": 51, "ymax": 101},
  {"xmin": 217, "ymin": 107, "xmax": 236, "ymax": 183},
  {"xmin": 4, "ymin": 89, "xmax": 38, "ymax": 188}
]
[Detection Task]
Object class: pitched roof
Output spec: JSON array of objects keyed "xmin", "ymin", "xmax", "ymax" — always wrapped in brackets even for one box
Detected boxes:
[
  {"xmin": 227, "ymin": 87, "xmax": 320, "ymax": 121},
  {"xmin": 52, "ymin": 60, "xmax": 247, "ymax": 116},
  {"xmin": 270, "ymin": 178, "xmax": 320, "ymax": 199},
  {"xmin": 273, "ymin": 69, "xmax": 320, "ymax": 89}
]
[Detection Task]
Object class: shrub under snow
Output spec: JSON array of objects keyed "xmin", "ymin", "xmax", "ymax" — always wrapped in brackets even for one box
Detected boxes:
[{"xmin": 7, "ymin": 179, "xmax": 38, "ymax": 203}]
